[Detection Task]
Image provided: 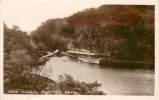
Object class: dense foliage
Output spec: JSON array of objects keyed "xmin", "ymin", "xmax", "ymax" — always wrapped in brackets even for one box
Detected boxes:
[
  {"xmin": 31, "ymin": 5, "xmax": 154, "ymax": 62},
  {"xmin": 4, "ymin": 24, "xmax": 42, "ymax": 92}
]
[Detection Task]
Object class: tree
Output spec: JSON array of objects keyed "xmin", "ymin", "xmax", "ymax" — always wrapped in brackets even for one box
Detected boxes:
[{"xmin": 57, "ymin": 74, "xmax": 105, "ymax": 95}]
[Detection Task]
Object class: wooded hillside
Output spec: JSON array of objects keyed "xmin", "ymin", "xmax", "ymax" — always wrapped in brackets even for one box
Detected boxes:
[{"xmin": 31, "ymin": 5, "xmax": 154, "ymax": 61}]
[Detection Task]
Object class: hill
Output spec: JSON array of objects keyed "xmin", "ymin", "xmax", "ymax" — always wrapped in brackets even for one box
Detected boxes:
[{"xmin": 31, "ymin": 5, "xmax": 154, "ymax": 61}]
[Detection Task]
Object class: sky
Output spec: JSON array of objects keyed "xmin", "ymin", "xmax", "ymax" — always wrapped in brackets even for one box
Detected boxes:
[{"xmin": 2, "ymin": 0, "xmax": 112, "ymax": 33}]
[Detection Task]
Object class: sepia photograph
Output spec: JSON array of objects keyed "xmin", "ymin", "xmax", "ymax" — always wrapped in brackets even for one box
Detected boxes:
[{"xmin": 2, "ymin": 0, "xmax": 155, "ymax": 96}]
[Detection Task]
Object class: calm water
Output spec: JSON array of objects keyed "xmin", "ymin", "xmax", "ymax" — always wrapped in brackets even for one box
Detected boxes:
[{"xmin": 40, "ymin": 56, "xmax": 154, "ymax": 95}]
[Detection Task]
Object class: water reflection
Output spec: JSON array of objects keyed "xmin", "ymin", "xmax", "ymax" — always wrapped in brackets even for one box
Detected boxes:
[{"xmin": 40, "ymin": 56, "xmax": 154, "ymax": 95}]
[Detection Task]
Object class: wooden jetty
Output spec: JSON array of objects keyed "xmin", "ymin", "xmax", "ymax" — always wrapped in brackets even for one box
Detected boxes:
[
  {"xmin": 66, "ymin": 50, "xmax": 107, "ymax": 64},
  {"xmin": 67, "ymin": 50, "xmax": 107, "ymax": 57}
]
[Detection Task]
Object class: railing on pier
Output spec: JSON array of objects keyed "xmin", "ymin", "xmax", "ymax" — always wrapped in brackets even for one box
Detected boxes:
[{"xmin": 67, "ymin": 50, "xmax": 108, "ymax": 58}]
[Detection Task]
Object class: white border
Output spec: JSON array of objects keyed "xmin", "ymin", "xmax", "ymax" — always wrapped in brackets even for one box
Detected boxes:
[{"xmin": 0, "ymin": 0, "xmax": 159, "ymax": 100}]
